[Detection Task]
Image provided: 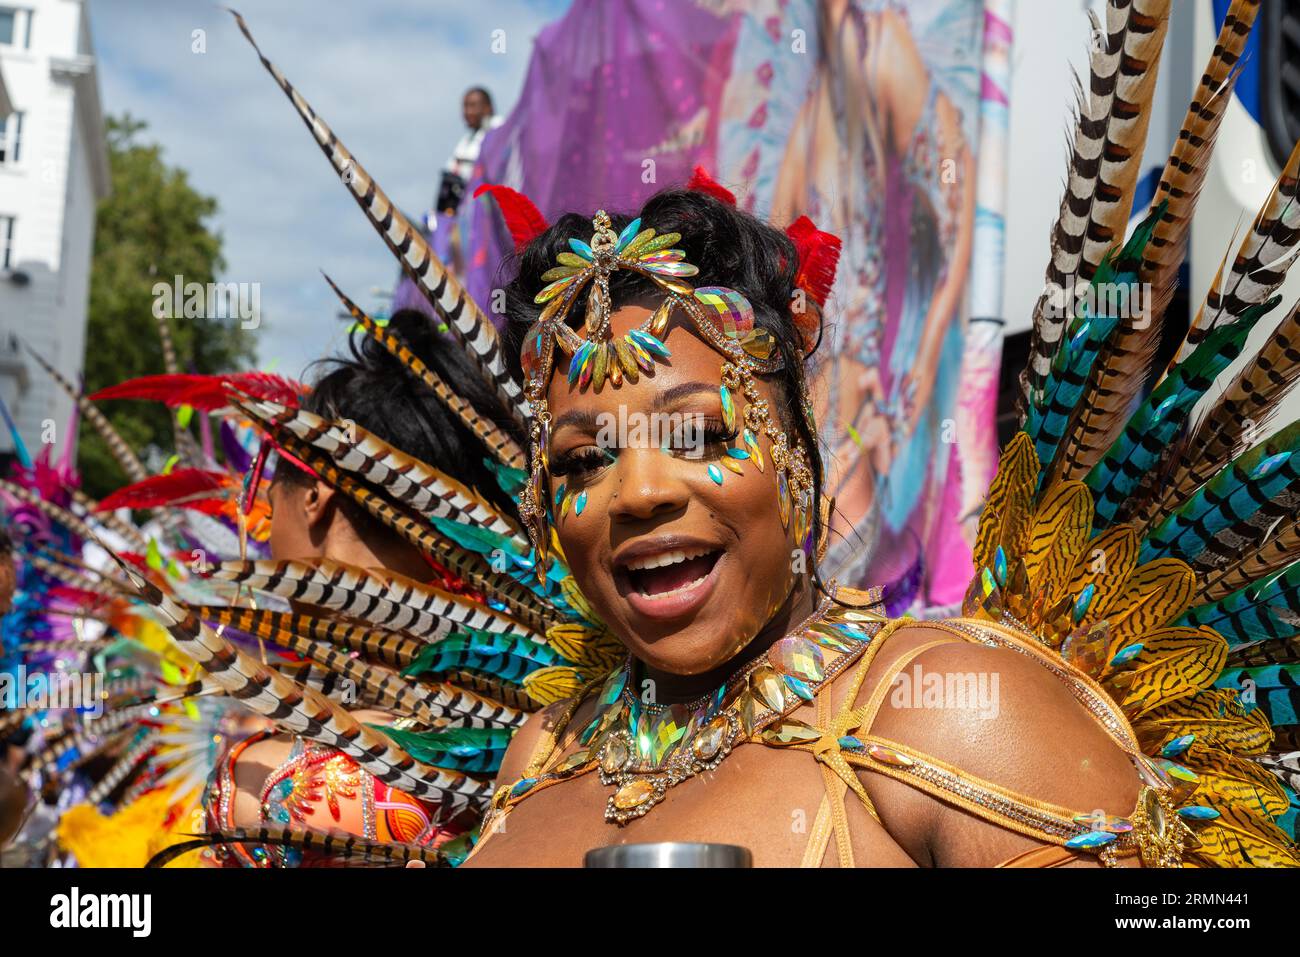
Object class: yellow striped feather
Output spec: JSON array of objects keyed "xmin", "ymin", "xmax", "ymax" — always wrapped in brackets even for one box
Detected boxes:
[
  {"xmin": 1062, "ymin": 526, "xmax": 1139, "ymax": 614},
  {"xmin": 1103, "ymin": 626, "xmax": 1226, "ymax": 718},
  {"xmin": 1021, "ymin": 482, "xmax": 1092, "ymax": 594},
  {"xmin": 974, "ymin": 432, "xmax": 1038, "ymax": 571},
  {"xmin": 1132, "ymin": 690, "xmax": 1272, "ymax": 755},
  {"xmin": 1097, "ymin": 559, "xmax": 1196, "ymax": 648},
  {"xmin": 1179, "ymin": 744, "xmax": 1289, "ymax": 819},
  {"xmin": 1190, "ymin": 804, "xmax": 1300, "ymax": 867}
]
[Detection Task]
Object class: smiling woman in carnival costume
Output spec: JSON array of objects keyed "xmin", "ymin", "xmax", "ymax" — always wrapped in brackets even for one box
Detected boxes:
[{"xmin": 15, "ymin": 0, "xmax": 1300, "ymax": 867}]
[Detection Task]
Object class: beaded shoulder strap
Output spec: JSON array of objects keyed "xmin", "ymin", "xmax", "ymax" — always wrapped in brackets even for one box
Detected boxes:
[{"xmin": 782, "ymin": 617, "xmax": 1190, "ymax": 867}]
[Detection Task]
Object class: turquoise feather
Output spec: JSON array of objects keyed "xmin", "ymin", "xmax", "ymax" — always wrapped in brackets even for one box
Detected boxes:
[
  {"xmin": 1179, "ymin": 561, "xmax": 1300, "ymax": 647},
  {"xmin": 373, "ymin": 724, "xmax": 512, "ymax": 774},
  {"xmin": 1140, "ymin": 445, "xmax": 1300, "ymax": 565},
  {"xmin": 1025, "ymin": 204, "xmax": 1162, "ymax": 472},
  {"xmin": 1087, "ymin": 297, "xmax": 1281, "ymax": 529},
  {"xmin": 401, "ymin": 629, "xmax": 572, "ymax": 684},
  {"xmin": 1213, "ymin": 665, "xmax": 1300, "ymax": 728}
]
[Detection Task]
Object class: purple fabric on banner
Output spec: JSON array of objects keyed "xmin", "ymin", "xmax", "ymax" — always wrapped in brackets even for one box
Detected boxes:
[
  {"xmin": 394, "ymin": 0, "xmax": 990, "ymax": 610},
  {"xmin": 461, "ymin": 0, "xmax": 740, "ymax": 321}
]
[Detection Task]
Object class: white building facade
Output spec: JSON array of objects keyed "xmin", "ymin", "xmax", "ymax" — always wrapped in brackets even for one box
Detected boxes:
[{"xmin": 0, "ymin": 0, "xmax": 109, "ymax": 463}]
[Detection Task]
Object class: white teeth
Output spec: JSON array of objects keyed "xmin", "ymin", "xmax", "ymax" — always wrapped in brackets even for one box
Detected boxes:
[
  {"xmin": 637, "ymin": 570, "xmax": 711, "ymax": 600},
  {"xmin": 624, "ymin": 546, "xmax": 713, "ymax": 572}
]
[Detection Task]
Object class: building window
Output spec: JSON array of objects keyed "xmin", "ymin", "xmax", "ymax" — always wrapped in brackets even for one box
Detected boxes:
[
  {"xmin": 0, "ymin": 112, "xmax": 23, "ymax": 165},
  {"xmin": 0, "ymin": 7, "xmax": 32, "ymax": 49},
  {"xmin": 0, "ymin": 216, "xmax": 14, "ymax": 270}
]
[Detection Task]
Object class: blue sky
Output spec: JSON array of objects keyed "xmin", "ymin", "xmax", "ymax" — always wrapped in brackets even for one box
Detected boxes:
[{"xmin": 88, "ymin": 0, "xmax": 567, "ymax": 379}]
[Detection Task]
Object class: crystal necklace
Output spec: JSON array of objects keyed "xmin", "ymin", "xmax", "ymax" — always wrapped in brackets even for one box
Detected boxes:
[{"xmin": 504, "ymin": 582, "xmax": 887, "ymax": 825}]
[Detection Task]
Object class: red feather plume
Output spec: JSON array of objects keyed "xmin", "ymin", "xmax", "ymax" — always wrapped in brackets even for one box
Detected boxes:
[
  {"xmin": 90, "ymin": 372, "xmax": 305, "ymax": 411},
  {"xmin": 785, "ymin": 215, "xmax": 841, "ymax": 308},
  {"xmin": 686, "ymin": 166, "xmax": 736, "ymax": 206},
  {"xmin": 97, "ymin": 469, "xmax": 234, "ymax": 513},
  {"xmin": 474, "ymin": 184, "xmax": 549, "ymax": 251}
]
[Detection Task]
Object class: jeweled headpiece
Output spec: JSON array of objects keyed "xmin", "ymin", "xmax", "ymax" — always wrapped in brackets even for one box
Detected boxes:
[{"xmin": 514, "ymin": 205, "xmax": 830, "ymax": 573}]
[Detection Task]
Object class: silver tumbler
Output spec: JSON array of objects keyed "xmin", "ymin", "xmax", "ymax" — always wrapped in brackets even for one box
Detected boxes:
[{"xmin": 584, "ymin": 842, "xmax": 752, "ymax": 867}]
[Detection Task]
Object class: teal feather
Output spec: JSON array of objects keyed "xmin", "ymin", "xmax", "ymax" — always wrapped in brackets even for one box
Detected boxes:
[
  {"xmin": 1087, "ymin": 297, "xmax": 1282, "ymax": 529},
  {"xmin": 401, "ymin": 629, "xmax": 569, "ymax": 684},
  {"xmin": 1180, "ymin": 561, "xmax": 1300, "ymax": 647},
  {"xmin": 483, "ymin": 457, "xmax": 527, "ymax": 498},
  {"xmin": 1213, "ymin": 665, "xmax": 1300, "ymax": 728},
  {"xmin": 1026, "ymin": 205, "xmax": 1163, "ymax": 472},
  {"xmin": 373, "ymin": 724, "xmax": 512, "ymax": 774},
  {"xmin": 1140, "ymin": 445, "xmax": 1300, "ymax": 565}
]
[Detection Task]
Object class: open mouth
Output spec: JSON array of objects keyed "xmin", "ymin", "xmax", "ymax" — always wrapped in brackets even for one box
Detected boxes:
[{"xmin": 623, "ymin": 547, "xmax": 723, "ymax": 599}]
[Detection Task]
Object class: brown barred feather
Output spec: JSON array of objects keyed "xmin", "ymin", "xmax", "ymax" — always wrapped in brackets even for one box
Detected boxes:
[
  {"xmin": 23, "ymin": 346, "xmax": 148, "ymax": 483},
  {"xmin": 321, "ymin": 274, "xmax": 526, "ymax": 470},
  {"xmin": 227, "ymin": 9, "xmax": 527, "ymax": 424},
  {"xmin": 111, "ymin": 554, "xmax": 493, "ymax": 810},
  {"xmin": 1172, "ymin": 139, "xmax": 1300, "ymax": 370},
  {"xmin": 1022, "ymin": 0, "xmax": 1171, "ymax": 405},
  {"xmin": 267, "ymin": 431, "xmax": 554, "ymax": 632},
  {"xmin": 1136, "ymin": 300, "xmax": 1300, "ymax": 534},
  {"xmin": 145, "ymin": 826, "xmax": 446, "ymax": 869}
]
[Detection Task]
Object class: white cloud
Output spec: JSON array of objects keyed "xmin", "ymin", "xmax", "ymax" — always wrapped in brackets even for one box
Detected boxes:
[{"xmin": 89, "ymin": 0, "xmax": 566, "ymax": 379}]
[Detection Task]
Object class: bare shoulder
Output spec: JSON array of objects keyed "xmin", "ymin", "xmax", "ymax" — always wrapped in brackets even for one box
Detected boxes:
[{"xmin": 853, "ymin": 621, "xmax": 1141, "ymax": 866}]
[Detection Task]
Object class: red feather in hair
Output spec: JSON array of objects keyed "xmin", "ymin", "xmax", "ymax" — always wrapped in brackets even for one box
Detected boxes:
[
  {"xmin": 785, "ymin": 216, "xmax": 841, "ymax": 308},
  {"xmin": 686, "ymin": 166, "xmax": 736, "ymax": 206},
  {"xmin": 90, "ymin": 372, "xmax": 305, "ymax": 411},
  {"xmin": 474, "ymin": 184, "xmax": 549, "ymax": 251}
]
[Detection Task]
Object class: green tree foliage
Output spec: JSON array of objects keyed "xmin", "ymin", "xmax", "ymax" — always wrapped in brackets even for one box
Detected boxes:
[{"xmin": 79, "ymin": 115, "xmax": 255, "ymax": 498}]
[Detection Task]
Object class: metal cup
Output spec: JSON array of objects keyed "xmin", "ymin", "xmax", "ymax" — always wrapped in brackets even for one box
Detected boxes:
[{"xmin": 584, "ymin": 842, "xmax": 752, "ymax": 868}]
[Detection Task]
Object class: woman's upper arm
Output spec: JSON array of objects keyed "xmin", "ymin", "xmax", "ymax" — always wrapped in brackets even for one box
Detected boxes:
[{"xmin": 859, "ymin": 630, "xmax": 1143, "ymax": 867}]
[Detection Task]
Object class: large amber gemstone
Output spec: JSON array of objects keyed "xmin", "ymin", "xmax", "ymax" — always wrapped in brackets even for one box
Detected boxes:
[{"xmin": 613, "ymin": 778, "xmax": 656, "ymax": 810}]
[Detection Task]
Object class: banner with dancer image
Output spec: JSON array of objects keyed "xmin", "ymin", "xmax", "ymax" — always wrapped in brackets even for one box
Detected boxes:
[{"xmin": 421, "ymin": 0, "xmax": 999, "ymax": 610}]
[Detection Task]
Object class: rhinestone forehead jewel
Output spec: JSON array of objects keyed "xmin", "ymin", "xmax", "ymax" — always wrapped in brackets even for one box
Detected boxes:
[{"xmin": 519, "ymin": 210, "xmax": 784, "ymax": 399}]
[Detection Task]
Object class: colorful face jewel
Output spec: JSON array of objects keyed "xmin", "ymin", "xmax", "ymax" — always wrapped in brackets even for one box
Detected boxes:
[
  {"xmin": 770, "ymin": 636, "xmax": 826, "ymax": 683},
  {"xmin": 574, "ymin": 490, "xmax": 587, "ymax": 516},
  {"xmin": 720, "ymin": 384, "xmax": 736, "ymax": 432},
  {"xmin": 707, "ymin": 464, "xmax": 724, "ymax": 485},
  {"xmin": 742, "ymin": 429, "xmax": 765, "ymax": 471}
]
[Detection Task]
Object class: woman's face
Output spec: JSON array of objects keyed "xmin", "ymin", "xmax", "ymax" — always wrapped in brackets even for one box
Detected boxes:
[{"xmin": 545, "ymin": 304, "xmax": 800, "ymax": 676}]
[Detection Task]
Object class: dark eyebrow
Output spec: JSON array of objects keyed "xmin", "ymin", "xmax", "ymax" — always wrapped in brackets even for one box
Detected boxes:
[
  {"xmin": 654, "ymin": 382, "xmax": 720, "ymax": 409},
  {"xmin": 549, "ymin": 381, "xmax": 721, "ymax": 434}
]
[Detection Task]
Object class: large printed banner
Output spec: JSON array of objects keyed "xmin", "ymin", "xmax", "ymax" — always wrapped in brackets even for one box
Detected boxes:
[{"xmin": 420, "ymin": 0, "xmax": 999, "ymax": 609}]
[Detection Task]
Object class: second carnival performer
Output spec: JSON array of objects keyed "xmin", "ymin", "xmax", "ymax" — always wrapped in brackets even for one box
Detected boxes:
[
  {"xmin": 201, "ymin": 310, "xmax": 524, "ymax": 864},
  {"xmin": 29, "ymin": 0, "xmax": 1298, "ymax": 867}
]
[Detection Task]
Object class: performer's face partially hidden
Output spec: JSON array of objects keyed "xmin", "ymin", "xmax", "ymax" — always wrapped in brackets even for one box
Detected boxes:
[
  {"xmin": 545, "ymin": 305, "xmax": 798, "ymax": 677},
  {"xmin": 266, "ymin": 475, "xmax": 320, "ymax": 561}
]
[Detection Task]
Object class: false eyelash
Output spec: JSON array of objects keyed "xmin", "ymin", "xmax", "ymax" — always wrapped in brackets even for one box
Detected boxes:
[{"xmin": 548, "ymin": 446, "xmax": 616, "ymax": 479}]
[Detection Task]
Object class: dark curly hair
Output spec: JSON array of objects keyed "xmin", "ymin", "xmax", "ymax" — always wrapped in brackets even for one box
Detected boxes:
[
  {"xmin": 276, "ymin": 309, "xmax": 526, "ymax": 523},
  {"xmin": 500, "ymin": 187, "xmax": 830, "ymax": 588}
]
